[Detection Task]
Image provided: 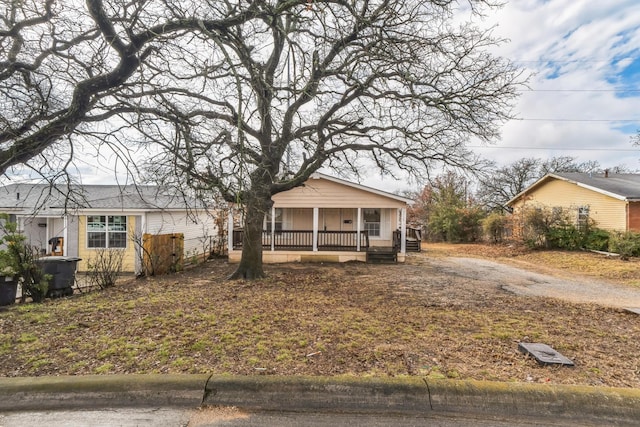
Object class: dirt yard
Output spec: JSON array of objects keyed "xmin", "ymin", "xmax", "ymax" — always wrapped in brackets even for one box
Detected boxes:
[{"xmin": 1, "ymin": 243, "xmax": 639, "ymax": 388}]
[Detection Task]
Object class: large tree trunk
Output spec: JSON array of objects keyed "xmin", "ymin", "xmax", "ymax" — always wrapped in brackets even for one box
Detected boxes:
[{"xmin": 228, "ymin": 182, "xmax": 272, "ymax": 280}]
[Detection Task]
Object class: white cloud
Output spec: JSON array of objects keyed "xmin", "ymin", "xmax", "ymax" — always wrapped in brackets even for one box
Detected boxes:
[{"xmin": 471, "ymin": 0, "xmax": 640, "ymax": 169}]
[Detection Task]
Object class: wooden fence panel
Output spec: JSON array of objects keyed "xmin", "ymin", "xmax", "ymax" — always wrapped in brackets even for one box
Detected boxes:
[{"xmin": 142, "ymin": 233, "xmax": 184, "ymax": 276}]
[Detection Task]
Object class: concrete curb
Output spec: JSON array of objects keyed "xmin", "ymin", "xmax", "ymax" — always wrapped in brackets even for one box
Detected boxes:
[
  {"xmin": 1, "ymin": 374, "xmax": 640, "ymax": 425},
  {"xmin": 0, "ymin": 374, "xmax": 210, "ymax": 411},
  {"xmin": 203, "ymin": 376, "xmax": 640, "ymax": 425}
]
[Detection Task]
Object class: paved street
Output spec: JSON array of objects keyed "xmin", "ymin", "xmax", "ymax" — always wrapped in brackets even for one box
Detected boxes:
[{"xmin": 0, "ymin": 407, "xmax": 607, "ymax": 427}]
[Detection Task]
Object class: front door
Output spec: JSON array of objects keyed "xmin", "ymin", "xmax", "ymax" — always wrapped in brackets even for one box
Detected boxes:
[{"xmin": 322, "ymin": 209, "xmax": 341, "ymax": 231}]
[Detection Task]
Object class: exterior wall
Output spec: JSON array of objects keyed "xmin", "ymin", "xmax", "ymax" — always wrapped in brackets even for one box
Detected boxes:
[
  {"xmin": 511, "ymin": 179, "xmax": 628, "ymax": 231},
  {"xmin": 272, "ymin": 177, "xmax": 406, "ymax": 209},
  {"xmin": 77, "ymin": 216, "xmax": 138, "ymax": 273},
  {"xmin": 21, "ymin": 217, "xmax": 48, "ymax": 255},
  {"xmin": 628, "ymin": 202, "xmax": 640, "ymax": 232},
  {"xmin": 145, "ymin": 210, "xmax": 217, "ymax": 259},
  {"xmin": 291, "ymin": 208, "xmax": 313, "ymax": 229},
  {"xmin": 66, "ymin": 216, "xmax": 79, "ymax": 258},
  {"xmin": 69, "ymin": 210, "xmax": 216, "ymax": 274}
]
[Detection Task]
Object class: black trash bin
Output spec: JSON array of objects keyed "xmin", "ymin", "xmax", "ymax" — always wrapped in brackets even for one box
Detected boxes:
[{"xmin": 36, "ymin": 256, "xmax": 82, "ymax": 298}]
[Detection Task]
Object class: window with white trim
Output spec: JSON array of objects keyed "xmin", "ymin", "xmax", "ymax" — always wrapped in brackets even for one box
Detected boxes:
[
  {"xmin": 265, "ymin": 208, "xmax": 283, "ymax": 232},
  {"xmin": 363, "ymin": 208, "xmax": 381, "ymax": 237},
  {"xmin": 577, "ymin": 206, "xmax": 590, "ymax": 229},
  {"xmin": 87, "ymin": 215, "xmax": 127, "ymax": 248}
]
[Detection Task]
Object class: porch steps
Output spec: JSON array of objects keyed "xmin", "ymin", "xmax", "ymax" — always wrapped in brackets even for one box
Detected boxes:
[
  {"xmin": 406, "ymin": 238, "xmax": 421, "ymax": 252},
  {"xmin": 366, "ymin": 247, "xmax": 397, "ymax": 264}
]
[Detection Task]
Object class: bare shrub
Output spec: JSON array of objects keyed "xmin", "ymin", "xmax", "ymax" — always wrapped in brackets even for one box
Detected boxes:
[{"xmin": 86, "ymin": 249, "xmax": 124, "ymax": 289}]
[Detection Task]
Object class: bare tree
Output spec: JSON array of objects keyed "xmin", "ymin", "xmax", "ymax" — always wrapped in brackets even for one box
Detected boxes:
[
  {"xmin": 134, "ymin": 1, "xmax": 524, "ymax": 278},
  {"xmin": 476, "ymin": 156, "xmax": 603, "ymax": 211},
  {"xmin": 539, "ymin": 156, "xmax": 600, "ymax": 176},
  {"xmin": 2, "ymin": 1, "xmax": 525, "ymax": 279},
  {"xmin": 0, "ymin": 0, "xmax": 266, "ymax": 178},
  {"xmin": 476, "ymin": 157, "xmax": 540, "ymax": 211}
]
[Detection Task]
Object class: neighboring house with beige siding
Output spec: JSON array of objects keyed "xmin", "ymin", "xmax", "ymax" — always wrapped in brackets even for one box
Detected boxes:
[
  {"xmin": 0, "ymin": 184, "xmax": 216, "ymax": 275},
  {"xmin": 507, "ymin": 172, "xmax": 640, "ymax": 232},
  {"xmin": 228, "ymin": 173, "xmax": 414, "ymax": 263}
]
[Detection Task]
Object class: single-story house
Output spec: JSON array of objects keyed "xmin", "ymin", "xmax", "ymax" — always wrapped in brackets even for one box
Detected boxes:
[
  {"xmin": 0, "ymin": 183, "xmax": 217, "ymax": 274},
  {"xmin": 227, "ymin": 173, "xmax": 418, "ymax": 263},
  {"xmin": 507, "ymin": 172, "xmax": 640, "ymax": 232}
]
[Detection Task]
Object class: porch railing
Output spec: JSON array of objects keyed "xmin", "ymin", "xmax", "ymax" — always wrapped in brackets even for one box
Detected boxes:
[{"xmin": 232, "ymin": 230, "xmax": 369, "ymax": 252}]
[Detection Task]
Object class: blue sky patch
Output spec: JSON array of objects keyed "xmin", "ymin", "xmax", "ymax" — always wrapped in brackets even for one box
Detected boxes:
[{"xmin": 609, "ymin": 55, "xmax": 640, "ymax": 98}]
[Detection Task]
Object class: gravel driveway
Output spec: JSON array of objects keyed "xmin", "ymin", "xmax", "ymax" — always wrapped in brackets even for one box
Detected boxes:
[{"xmin": 431, "ymin": 256, "xmax": 640, "ymax": 310}]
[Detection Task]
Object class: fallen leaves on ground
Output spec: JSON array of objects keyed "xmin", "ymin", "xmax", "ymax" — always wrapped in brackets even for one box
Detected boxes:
[{"xmin": 0, "ymin": 245, "xmax": 639, "ymax": 389}]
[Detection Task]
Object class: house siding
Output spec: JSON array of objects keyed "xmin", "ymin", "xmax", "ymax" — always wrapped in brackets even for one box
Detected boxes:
[
  {"xmin": 77, "ymin": 216, "xmax": 138, "ymax": 273},
  {"xmin": 21, "ymin": 217, "xmax": 48, "ymax": 255},
  {"xmin": 66, "ymin": 216, "xmax": 79, "ymax": 258},
  {"xmin": 145, "ymin": 210, "xmax": 216, "ymax": 259},
  {"xmin": 273, "ymin": 178, "xmax": 406, "ymax": 209},
  {"xmin": 511, "ymin": 179, "xmax": 628, "ymax": 231}
]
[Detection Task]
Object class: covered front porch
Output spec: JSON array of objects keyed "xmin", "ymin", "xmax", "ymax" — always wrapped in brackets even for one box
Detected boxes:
[
  {"xmin": 226, "ymin": 173, "xmax": 414, "ymax": 264},
  {"xmin": 228, "ymin": 207, "xmax": 407, "ymax": 264}
]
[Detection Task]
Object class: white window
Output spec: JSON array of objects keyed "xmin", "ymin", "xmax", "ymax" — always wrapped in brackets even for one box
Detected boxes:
[
  {"xmin": 265, "ymin": 208, "xmax": 283, "ymax": 232},
  {"xmin": 363, "ymin": 208, "xmax": 381, "ymax": 237},
  {"xmin": 87, "ymin": 215, "xmax": 127, "ymax": 248},
  {"xmin": 577, "ymin": 206, "xmax": 590, "ymax": 228}
]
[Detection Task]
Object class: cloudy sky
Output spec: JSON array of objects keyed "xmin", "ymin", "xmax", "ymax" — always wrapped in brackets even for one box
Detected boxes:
[
  {"xmin": 9, "ymin": 1, "xmax": 640, "ymax": 192},
  {"xmin": 471, "ymin": 0, "xmax": 640, "ymax": 170}
]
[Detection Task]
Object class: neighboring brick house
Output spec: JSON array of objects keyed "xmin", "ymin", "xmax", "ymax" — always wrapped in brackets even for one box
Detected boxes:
[{"xmin": 507, "ymin": 172, "xmax": 640, "ymax": 233}]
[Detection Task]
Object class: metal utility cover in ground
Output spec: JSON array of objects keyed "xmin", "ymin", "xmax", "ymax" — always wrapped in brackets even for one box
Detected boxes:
[{"xmin": 518, "ymin": 342, "xmax": 575, "ymax": 366}]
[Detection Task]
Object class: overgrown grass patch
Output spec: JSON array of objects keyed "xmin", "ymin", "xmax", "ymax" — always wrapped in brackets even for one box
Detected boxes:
[{"xmin": 0, "ymin": 256, "xmax": 639, "ymax": 388}]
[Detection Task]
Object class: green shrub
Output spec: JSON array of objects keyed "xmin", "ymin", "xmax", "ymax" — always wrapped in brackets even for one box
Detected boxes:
[
  {"xmin": 482, "ymin": 212, "xmax": 507, "ymax": 243},
  {"xmin": 518, "ymin": 206, "xmax": 609, "ymax": 252},
  {"xmin": 0, "ymin": 213, "xmax": 50, "ymax": 302},
  {"xmin": 583, "ymin": 228, "xmax": 610, "ymax": 252},
  {"xmin": 429, "ymin": 206, "xmax": 485, "ymax": 243},
  {"xmin": 609, "ymin": 232, "xmax": 640, "ymax": 259},
  {"xmin": 546, "ymin": 225, "xmax": 582, "ymax": 250}
]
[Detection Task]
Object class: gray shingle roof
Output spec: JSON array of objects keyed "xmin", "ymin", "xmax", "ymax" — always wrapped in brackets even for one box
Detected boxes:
[
  {"xmin": 551, "ymin": 172, "xmax": 640, "ymax": 200},
  {"xmin": 0, "ymin": 184, "xmax": 199, "ymax": 215}
]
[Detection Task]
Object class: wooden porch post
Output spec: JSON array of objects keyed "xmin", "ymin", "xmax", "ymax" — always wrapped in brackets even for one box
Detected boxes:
[
  {"xmin": 270, "ymin": 206, "xmax": 275, "ymax": 252},
  {"xmin": 400, "ymin": 207, "xmax": 407, "ymax": 254},
  {"xmin": 312, "ymin": 207, "xmax": 319, "ymax": 251},
  {"xmin": 227, "ymin": 208, "xmax": 234, "ymax": 254},
  {"xmin": 356, "ymin": 207, "xmax": 361, "ymax": 251}
]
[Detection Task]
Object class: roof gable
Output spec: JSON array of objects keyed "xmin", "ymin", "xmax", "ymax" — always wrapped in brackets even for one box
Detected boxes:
[
  {"xmin": 273, "ymin": 173, "xmax": 412, "ymax": 208},
  {"xmin": 508, "ymin": 172, "xmax": 640, "ymax": 206}
]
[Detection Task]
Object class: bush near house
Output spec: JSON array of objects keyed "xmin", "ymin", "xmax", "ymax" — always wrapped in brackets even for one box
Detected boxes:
[
  {"xmin": 0, "ymin": 214, "xmax": 50, "ymax": 302},
  {"xmin": 511, "ymin": 206, "xmax": 610, "ymax": 252},
  {"xmin": 428, "ymin": 205, "xmax": 485, "ymax": 243},
  {"xmin": 482, "ymin": 212, "xmax": 508, "ymax": 243},
  {"xmin": 609, "ymin": 232, "xmax": 640, "ymax": 259}
]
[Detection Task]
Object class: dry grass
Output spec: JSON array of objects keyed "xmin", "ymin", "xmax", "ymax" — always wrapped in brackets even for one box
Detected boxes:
[
  {"xmin": 426, "ymin": 242, "xmax": 640, "ymax": 286},
  {"xmin": 1, "ymin": 247, "xmax": 639, "ymax": 389}
]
